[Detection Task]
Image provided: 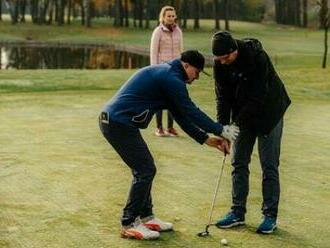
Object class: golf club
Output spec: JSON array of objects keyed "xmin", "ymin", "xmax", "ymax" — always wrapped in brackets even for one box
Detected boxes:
[{"xmin": 197, "ymin": 154, "xmax": 227, "ymax": 237}]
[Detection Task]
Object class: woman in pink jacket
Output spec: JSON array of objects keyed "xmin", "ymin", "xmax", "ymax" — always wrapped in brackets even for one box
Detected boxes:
[{"xmin": 150, "ymin": 6, "xmax": 183, "ymax": 137}]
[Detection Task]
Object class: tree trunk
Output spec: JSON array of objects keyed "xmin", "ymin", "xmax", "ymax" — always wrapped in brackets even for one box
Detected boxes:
[
  {"xmin": 295, "ymin": 0, "xmax": 301, "ymax": 26},
  {"xmin": 145, "ymin": 0, "xmax": 150, "ymax": 29},
  {"xmin": 274, "ymin": 0, "xmax": 285, "ymax": 24},
  {"xmin": 58, "ymin": 0, "xmax": 65, "ymax": 25},
  {"xmin": 138, "ymin": 0, "xmax": 143, "ymax": 28},
  {"xmin": 319, "ymin": 0, "xmax": 328, "ymax": 29},
  {"xmin": 319, "ymin": 1, "xmax": 329, "ymax": 68},
  {"xmin": 19, "ymin": 0, "xmax": 26, "ymax": 23},
  {"xmin": 81, "ymin": 1, "xmax": 85, "ymax": 25},
  {"xmin": 114, "ymin": 0, "xmax": 119, "ymax": 26},
  {"xmin": 133, "ymin": 1, "xmax": 137, "ymax": 27},
  {"xmin": 38, "ymin": 0, "xmax": 47, "ymax": 24},
  {"xmin": 13, "ymin": 0, "xmax": 19, "ymax": 24},
  {"xmin": 54, "ymin": 0, "xmax": 58, "ymax": 23},
  {"xmin": 224, "ymin": 0, "xmax": 229, "ymax": 31},
  {"xmin": 84, "ymin": 0, "xmax": 91, "ymax": 27},
  {"xmin": 302, "ymin": 0, "xmax": 308, "ymax": 27},
  {"xmin": 0, "ymin": 0, "xmax": 2, "ymax": 21},
  {"xmin": 213, "ymin": 0, "xmax": 220, "ymax": 30},
  {"xmin": 181, "ymin": 0, "xmax": 187, "ymax": 29},
  {"xmin": 322, "ymin": 23, "xmax": 328, "ymax": 68},
  {"xmin": 4, "ymin": 0, "xmax": 18, "ymax": 24},
  {"xmin": 193, "ymin": 0, "xmax": 199, "ymax": 29},
  {"xmin": 67, "ymin": 0, "xmax": 72, "ymax": 24},
  {"xmin": 124, "ymin": 0, "xmax": 129, "ymax": 27},
  {"xmin": 47, "ymin": 0, "xmax": 54, "ymax": 24}
]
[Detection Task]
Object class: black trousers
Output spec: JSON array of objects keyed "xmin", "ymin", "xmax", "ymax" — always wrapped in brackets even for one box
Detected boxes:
[
  {"xmin": 99, "ymin": 117, "xmax": 156, "ymax": 226},
  {"xmin": 231, "ymin": 118, "xmax": 283, "ymax": 218},
  {"xmin": 156, "ymin": 110, "xmax": 174, "ymax": 129}
]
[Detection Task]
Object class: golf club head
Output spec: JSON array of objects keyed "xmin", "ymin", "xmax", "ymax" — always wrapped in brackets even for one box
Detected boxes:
[
  {"xmin": 197, "ymin": 230, "xmax": 209, "ymax": 237},
  {"xmin": 197, "ymin": 225, "xmax": 211, "ymax": 237}
]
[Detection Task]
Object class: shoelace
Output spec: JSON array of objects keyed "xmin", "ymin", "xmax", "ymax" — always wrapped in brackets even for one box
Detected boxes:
[
  {"xmin": 134, "ymin": 223, "xmax": 155, "ymax": 233},
  {"xmin": 262, "ymin": 217, "xmax": 275, "ymax": 226}
]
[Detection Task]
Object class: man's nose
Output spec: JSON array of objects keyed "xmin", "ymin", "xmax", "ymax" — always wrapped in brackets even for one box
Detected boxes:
[{"xmin": 220, "ymin": 58, "xmax": 227, "ymax": 64}]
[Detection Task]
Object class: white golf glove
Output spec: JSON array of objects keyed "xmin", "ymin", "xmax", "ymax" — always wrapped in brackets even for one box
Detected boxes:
[{"xmin": 221, "ymin": 123, "xmax": 240, "ymax": 142}]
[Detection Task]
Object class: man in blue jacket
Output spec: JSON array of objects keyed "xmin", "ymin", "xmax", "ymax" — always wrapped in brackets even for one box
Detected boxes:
[{"xmin": 99, "ymin": 50, "xmax": 239, "ymax": 240}]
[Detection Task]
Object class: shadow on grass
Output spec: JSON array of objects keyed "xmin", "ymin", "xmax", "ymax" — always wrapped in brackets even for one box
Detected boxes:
[{"xmin": 218, "ymin": 224, "xmax": 319, "ymax": 248}]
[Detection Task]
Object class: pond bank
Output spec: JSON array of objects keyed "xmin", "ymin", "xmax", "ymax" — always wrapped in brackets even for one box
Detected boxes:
[{"xmin": 0, "ymin": 40, "xmax": 214, "ymax": 66}]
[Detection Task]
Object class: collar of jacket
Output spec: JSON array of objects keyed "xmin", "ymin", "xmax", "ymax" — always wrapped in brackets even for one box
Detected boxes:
[
  {"xmin": 167, "ymin": 59, "xmax": 189, "ymax": 82},
  {"xmin": 230, "ymin": 40, "xmax": 256, "ymax": 70},
  {"xmin": 160, "ymin": 23, "xmax": 177, "ymax": 32}
]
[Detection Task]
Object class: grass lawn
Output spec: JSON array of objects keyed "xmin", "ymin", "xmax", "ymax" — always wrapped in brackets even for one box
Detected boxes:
[
  {"xmin": 0, "ymin": 68, "xmax": 330, "ymax": 248},
  {"xmin": 0, "ymin": 17, "xmax": 327, "ymax": 68}
]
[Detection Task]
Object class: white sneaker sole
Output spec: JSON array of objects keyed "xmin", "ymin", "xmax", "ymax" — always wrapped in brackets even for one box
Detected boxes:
[
  {"xmin": 257, "ymin": 225, "xmax": 277, "ymax": 234},
  {"xmin": 217, "ymin": 221, "xmax": 245, "ymax": 229}
]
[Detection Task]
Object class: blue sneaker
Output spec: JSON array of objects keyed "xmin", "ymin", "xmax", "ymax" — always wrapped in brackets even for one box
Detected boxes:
[
  {"xmin": 257, "ymin": 216, "xmax": 277, "ymax": 234},
  {"xmin": 215, "ymin": 212, "xmax": 245, "ymax": 229}
]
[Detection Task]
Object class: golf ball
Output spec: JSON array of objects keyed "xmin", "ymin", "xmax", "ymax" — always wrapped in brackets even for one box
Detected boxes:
[
  {"xmin": 220, "ymin": 238, "xmax": 228, "ymax": 246},
  {"xmin": 174, "ymin": 217, "xmax": 181, "ymax": 221}
]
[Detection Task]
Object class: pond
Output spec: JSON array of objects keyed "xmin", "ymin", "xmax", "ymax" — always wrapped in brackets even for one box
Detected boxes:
[{"xmin": 0, "ymin": 44, "xmax": 150, "ymax": 69}]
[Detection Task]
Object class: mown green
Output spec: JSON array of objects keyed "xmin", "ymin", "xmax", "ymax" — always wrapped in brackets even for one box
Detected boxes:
[
  {"xmin": 0, "ymin": 67, "xmax": 329, "ymax": 248},
  {"xmin": 1, "ymin": 17, "xmax": 329, "ymax": 248}
]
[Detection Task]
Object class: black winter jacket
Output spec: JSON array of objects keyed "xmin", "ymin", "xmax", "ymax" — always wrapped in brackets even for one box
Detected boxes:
[{"xmin": 214, "ymin": 39, "xmax": 291, "ymax": 135}]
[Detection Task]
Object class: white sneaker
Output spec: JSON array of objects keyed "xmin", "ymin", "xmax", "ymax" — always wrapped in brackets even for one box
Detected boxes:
[
  {"xmin": 142, "ymin": 216, "xmax": 173, "ymax": 232},
  {"xmin": 121, "ymin": 220, "xmax": 160, "ymax": 240}
]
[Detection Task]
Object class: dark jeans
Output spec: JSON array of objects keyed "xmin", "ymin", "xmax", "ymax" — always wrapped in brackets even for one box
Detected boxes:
[
  {"xmin": 231, "ymin": 118, "xmax": 283, "ymax": 218},
  {"xmin": 156, "ymin": 110, "xmax": 174, "ymax": 129},
  {"xmin": 99, "ymin": 117, "xmax": 156, "ymax": 226}
]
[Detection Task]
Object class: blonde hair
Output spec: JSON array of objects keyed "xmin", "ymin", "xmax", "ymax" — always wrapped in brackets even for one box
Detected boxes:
[{"xmin": 159, "ymin": 6, "xmax": 176, "ymax": 24}]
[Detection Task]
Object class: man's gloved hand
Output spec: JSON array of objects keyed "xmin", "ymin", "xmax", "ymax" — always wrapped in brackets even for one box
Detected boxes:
[{"xmin": 221, "ymin": 123, "xmax": 240, "ymax": 142}]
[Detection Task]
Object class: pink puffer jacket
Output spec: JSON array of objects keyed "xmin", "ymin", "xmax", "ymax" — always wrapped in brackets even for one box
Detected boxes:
[{"xmin": 150, "ymin": 24, "xmax": 183, "ymax": 65}]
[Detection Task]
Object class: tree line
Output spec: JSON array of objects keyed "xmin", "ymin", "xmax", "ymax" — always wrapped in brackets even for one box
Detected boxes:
[
  {"xmin": 0, "ymin": 0, "xmax": 328, "ymax": 67},
  {"xmin": 0, "ymin": 0, "xmax": 327, "ymax": 30}
]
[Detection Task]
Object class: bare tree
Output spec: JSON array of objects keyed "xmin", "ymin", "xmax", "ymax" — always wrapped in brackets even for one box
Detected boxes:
[
  {"xmin": 80, "ymin": 0, "xmax": 85, "ymax": 25},
  {"xmin": 132, "ymin": 0, "xmax": 137, "ymax": 27},
  {"xmin": 213, "ymin": 0, "xmax": 220, "ymax": 30},
  {"xmin": 274, "ymin": 0, "xmax": 302, "ymax": 26},
  {"xmin": 84, "ymin": 0, "xmax": 91, "ymax": 27},
  {"xmin": 302, "ymin": 0, "xmax": 308, "ymax": 27},
  {"xmin": 114, "ymin": 0, "xmax": 123, "ymax": 26},
  {"xmin": 67, "ymin": 0, "xmax": 72, "ymax": 24},
  {"xmin": 138, "ymin": 0, "xmax": 143, "ymax": 28},
  {"xmin": 48, "ymin": 0, "xmax": 55, "ymax": 24},
  {"xmin": 4, "ymin": 0, "xmax": 19, "ymax": 24},
  {"xmin": 19, "ymin": 0, "xmax": 26, "ymax": 23},
  {"xmin": 193, "ymin": 0, "xmax": 200, "ymax": 29},
  {"xmin": 318, "ymin": 0, "xmax": 329, "ymax": 68},
  {"xmin": 319, "ymin": 0, "xmax": 328, "ymax": 28},
  {"xmin": 0, "ymin": 0, "xmax": 2, "ymax": 21},
  {"xmin": 57, "ymin": 0, "xmax": 65, "ymax": 25},
  {"xmin": 42, "ymin": 0, "xmax": 51, "ymax": 24},
  {"xmin": 145, "ymin": 0, "xmax": 150, "ymax": 29},
  {"xmin": 124, "ymin": 0, "xmax": 129, "ymax": 27},
  {"xmin": 181, "ymin": 0, "xmax": 188, "ymax": 29},
  {"xmin": 224, "ymin": 0, "xmax": 230, "ymax": 30}
]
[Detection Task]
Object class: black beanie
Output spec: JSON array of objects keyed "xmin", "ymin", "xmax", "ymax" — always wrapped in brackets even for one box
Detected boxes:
[
  {"xmin": 212, "ymin": 31, "xmax": 238, "ymax": 56},
  {"xmin": 181, "ymin": 50, "xmax": 205, "ymax": 71}
]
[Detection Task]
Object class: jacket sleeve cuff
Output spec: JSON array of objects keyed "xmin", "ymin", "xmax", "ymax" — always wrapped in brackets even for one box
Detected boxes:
[{"xmin": 199, "ymin": 134, "xmax": 209, "ymax": 145}]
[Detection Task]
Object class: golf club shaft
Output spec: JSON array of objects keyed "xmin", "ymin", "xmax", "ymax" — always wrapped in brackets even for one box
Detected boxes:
[{"xmin": 206, "ymin": 154, "xmax": 226, "ymax": 226}]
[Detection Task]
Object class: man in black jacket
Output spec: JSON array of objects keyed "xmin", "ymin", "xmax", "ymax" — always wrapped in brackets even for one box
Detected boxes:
[{"xmin": 212, "ymin": 31, "xmax": 291, "ymax": 234}]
